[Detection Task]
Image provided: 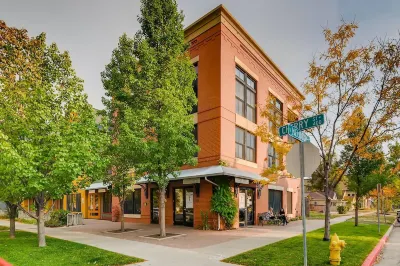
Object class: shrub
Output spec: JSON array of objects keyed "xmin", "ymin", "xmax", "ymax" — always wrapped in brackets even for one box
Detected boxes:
[
  {"xmin": 211, "ymin": 184, "xmax": 237, "ymax": 229},
  {"xmin": 200, "ymin": 211, "xmax": 209, "ymax": 230},
  {"xmin": 45, "ymin": 209, "xmax": 69, "ymax": 227},
  {"xmin": 337, "ymin": 205, "xmax": 348, "ymax": 214}
]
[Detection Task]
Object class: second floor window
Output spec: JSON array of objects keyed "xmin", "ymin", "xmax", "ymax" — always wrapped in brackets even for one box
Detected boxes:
[
  {"xmin": 287, "ymin": 109, "xmax": 298, "ymax": 144},
  {"xmin": 236, "ymin": 67, "xmax": 256, "ymax": 123},
  {"xmin": 269, "ymin": 95, "xmax": 283, "ymax": 135},
  {"xmin": 235, "ymin": 126, "xmax": 256, "ymax": 162},
  {"xmin": 191, "ymin": 63, "xmax": 198, "ymax": 114},
  {"xmin": 268, "ymin": 144, "xmax": 279, "ymax": 168},
  {"xmin": 193, "ymin": 124, "xmax": 198, "ymax": 157}
]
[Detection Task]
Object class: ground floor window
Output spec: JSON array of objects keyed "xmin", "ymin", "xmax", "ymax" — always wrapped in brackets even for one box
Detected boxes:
[
  {"xmin": 124, "ymin": 189, "xmax": 141, "ymax": 214},
  {"xmin": 287, "ymin": 191, "xmax": 293, "ymax": 214},
  {"xmin": 268, "ymin": 189, "xmax": 282, "ymax": 214},
  {"xmin": 103, "ymin": 192, "xmax": 112, "ymax": 213},
  {"xmin": 67, "ymin": 194, "xmax": 81, "ymax": 212}
]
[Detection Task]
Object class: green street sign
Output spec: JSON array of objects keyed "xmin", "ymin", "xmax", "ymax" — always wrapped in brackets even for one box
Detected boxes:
[
  {"xmin": 279, "ymin": 113, "xmax": 325, "ymax": 137},
  {"xmin": 288, "ymin": 124, "xmax": 310, "ymax": 142}
]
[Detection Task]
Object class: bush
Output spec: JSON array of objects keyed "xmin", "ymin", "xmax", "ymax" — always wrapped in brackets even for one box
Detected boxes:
[
  {"xmin": 45, "ymin": 209, "xmax": 69, "ymax": 227},
  {"xmin": 211, "ymin": 184, "xmax": 237, "ymax": 229},
  {"xmin": 337, "ymin": 205, "xmax": 348, "ymax": 214},
  {"xmin": 200, "ymin": 211, "xmax": 209, "ymax": 230}
]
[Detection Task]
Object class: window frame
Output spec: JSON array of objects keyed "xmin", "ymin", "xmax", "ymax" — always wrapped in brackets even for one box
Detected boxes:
[
  {"xmin": 235, "ymin": 126, "xmax": 257, "ymax": 162},
  {"xmin": 235, "ymin": 66, "xmax": 257, "ymax": 123},
  {"xmin": 287, "ymin": 191, "xmax": 293, "ymax": 214},
  {"xmin": 268, "ymin": 95, "xmax": 283, "ymax": 136}
]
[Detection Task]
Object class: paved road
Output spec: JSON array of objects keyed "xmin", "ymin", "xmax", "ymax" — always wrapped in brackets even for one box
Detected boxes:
[
  {"xmin": 0, "ymin": 212, "xmax": 372, "ymax": 266},
  {"xmin": 377, "ymin": 225, "xmax": 400, "ymax": 266}
]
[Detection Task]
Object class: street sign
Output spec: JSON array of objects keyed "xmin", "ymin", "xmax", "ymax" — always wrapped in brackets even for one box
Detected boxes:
[
  {"xmin": 286, "ymin": 142, "xmax": 320, "ymax": 178},
  {"xmin": 287, "ymin": 125, "xmax": 310, "ymax": 142},
  {"xmin": 279, "ymin": 113, "xmax": 325, "ymax": 137}
]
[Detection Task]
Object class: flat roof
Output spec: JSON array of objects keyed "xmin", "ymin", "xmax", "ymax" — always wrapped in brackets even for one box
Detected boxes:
[{"xmin": 184, "ymin": 4, "xmax": 305, "ymax": 100}]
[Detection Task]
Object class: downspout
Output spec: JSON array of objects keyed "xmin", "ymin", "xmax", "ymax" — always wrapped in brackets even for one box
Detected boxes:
[{"xmin": 204, "ymin": 176, "xmax": 220, "ymax": 230}]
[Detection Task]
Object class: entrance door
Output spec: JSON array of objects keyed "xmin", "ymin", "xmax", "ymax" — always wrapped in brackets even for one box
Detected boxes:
[
  {"xmin": 88, "ymin": 193, "xmax": 100, "ymax": 219},
  {"xmin": 151, "ymin": 189, "xmax": 159, "ymax": 224},
  {"xmin": 239, "ymin": 188, "xmax": 254, "ymax": 227},
  {"xmin": 173, "ymin": 188, "xmax": 194, "ymax": 227}
]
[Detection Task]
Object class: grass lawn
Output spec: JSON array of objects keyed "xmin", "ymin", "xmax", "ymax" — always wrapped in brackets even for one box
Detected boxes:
[
  {"xmin": 0, "ymin": 230, "xmax": 143, "ymax": 266},
  {"xmin": 307, "ymin": 211, "xmax": 341, "ymax": 220},
  {"xmin": 0, "ymin": 226, "xmax": 9, "ymax": 230},
  {"xmin": 347, "ymin": 212, "xmax": 396, "ymax": 225},
  {"xmin": 223, "ymin": 221, "xmax": 389, "ymax": 266}
]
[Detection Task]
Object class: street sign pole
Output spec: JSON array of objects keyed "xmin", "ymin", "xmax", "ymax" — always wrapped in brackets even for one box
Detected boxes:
[
  {"xmin": 377, "ymin": 184, "xmax": 381, "ymax": 234},
  {"xmin": 300, "ymin": 142, "xmax": 307, "ymax": 266}
]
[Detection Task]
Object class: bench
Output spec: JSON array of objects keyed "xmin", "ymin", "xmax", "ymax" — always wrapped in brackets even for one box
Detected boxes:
[{"xmin": 258, "ymin": 212, "xmax": 282, "ymax": 226}]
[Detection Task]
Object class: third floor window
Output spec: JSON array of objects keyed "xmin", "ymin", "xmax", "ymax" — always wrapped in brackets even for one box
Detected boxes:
[
  {"xmin": 235, "ymin": 67, "xmax": 256, "ymax": 123},
  {"xmin": 191, "ymin": 62, "xmax": 198, "ymax": 114}
]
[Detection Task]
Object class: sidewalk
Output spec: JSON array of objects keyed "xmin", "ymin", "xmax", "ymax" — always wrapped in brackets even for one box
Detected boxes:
[
  {"xmin": 0, "ymin": 212, "xmax": 367, "ymax": 266},
  {"xmin": 376, "ymin": 226, "xmax": 400, "ymax": 266}
]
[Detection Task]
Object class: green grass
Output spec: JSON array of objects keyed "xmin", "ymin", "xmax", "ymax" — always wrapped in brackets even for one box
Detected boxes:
[
  {"xmin": 223, "ymin": 221, "xmax": 389, "ymax": 266},
  {"xmin": 0, "ymin": 216, "xmax": 37, "ymax": 225},
  {"xmin": 307, "ymin": 211, "xmax": 341, "ymax": 220},
  {"xmin": 0, "ymin": 226, "xmax": 9, "ymax": 230},
  {"xmin": 347, "ymin": 213, "xmax": 396, "ymax": 225},
  {"xmin": 0, "ymin": 230, "xmax": 143, "ymax": 266}
]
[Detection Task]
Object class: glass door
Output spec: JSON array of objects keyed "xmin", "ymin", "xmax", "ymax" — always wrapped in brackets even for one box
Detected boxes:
[
  {"xmin": 151, "ymin": 189, "xmax": 159, "ymax": 224},
  {"xmin": 239, "ymin": 188, "xmax": 254, "ymax": 227},
  {"xmin": 88, "ymin": 193, "xmax": 100, "ymax": 219},
  {"xmin": 174, "ymin": 188, "xmax": 194, "ymax": 227}
]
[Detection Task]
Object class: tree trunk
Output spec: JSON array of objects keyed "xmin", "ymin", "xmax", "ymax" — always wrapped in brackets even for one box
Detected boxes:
[
  {"xmin": 37, "ymin": 203, "xmax": 46, "ymax": 247},
  {"xmin": 323, "ymin": 168, "xmax": 331, "ymax": 241},
  {"xmin": 6, "ymin": 202, "xmax": 17, "ymax": 239},
  {"xmin": 355, "ymin": 193, "xmax": 359, "ymax": 226},
  {"xmin": 159, "ymin": 187, "xmax": 166, "ymax": 237},
  {"xmin": 120, "ymin": 200, "xmax": 125, "ymax": 232}
]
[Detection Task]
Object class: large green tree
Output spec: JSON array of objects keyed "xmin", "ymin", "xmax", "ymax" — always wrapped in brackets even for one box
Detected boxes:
[
  {"xmin": 101, "ymin": 34, "xmax": 145, "ymax": 232},
  {"xmin": 133, "ymin": 0, "xmax": 198, "ymax": 237},
  {"xmin": 0, "ymin": 21, "xmax": 107, "ymax": 247}
]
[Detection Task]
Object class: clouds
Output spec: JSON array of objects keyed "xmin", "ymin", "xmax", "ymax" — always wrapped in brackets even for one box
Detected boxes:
[{"xmin": 1, "ymin": 0, "xmax": 398, "ymax": 109}]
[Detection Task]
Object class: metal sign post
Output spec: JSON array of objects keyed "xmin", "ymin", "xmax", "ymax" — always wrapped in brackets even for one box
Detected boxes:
[
  {"xmin": 300, "ymin": 142, "xmax": 307, "ymax": 266},
  {"xmin": 377, "ymin": 183, "xmax": 381, "ymax": 234},
  {"xmin": 279, "ymin": 113, "xmax": 325, "ymax": 266}
]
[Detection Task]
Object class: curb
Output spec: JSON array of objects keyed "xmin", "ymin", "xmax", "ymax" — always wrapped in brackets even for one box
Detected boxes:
[{"xmin": 361, "ymin": 223, "xmax": 395, "ymax": 266}]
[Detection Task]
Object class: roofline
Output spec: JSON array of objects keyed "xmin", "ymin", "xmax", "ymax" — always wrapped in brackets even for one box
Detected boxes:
[{"xmin": 184, "ymin": 5, "xmax": 305, "ymax": 100}]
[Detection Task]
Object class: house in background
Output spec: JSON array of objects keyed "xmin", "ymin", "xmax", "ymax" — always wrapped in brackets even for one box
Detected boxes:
[
  {"xmin": 307, "ymin": 191, "xmax": 346, "ymax": 212},
  {"xmin": 342, "ymin": 189, "xmax": 372, "ymax": 210}
]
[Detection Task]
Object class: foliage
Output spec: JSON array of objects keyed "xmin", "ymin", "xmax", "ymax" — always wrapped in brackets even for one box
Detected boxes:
[
  {"xmin": 223, "ymin": 221, "xmax": 390, "ymax": 266},
  {"xmin": 337, "ymin": 205, "xmax": 349, "ymax": 214},
  {"xmin": 210, "ymin": 184, "xmax": 237, "ymax": 229},
  {"xmin": 45, "ymin": 210, "xmax": 69, "ymax": 227},
  {"xmin": 0, "ymin": 230, "xmax": 143, "ymax": 265},
  {"xmin": 200, "ymin": 211, "xmax": 209, "ymax": 230},
  {"xmin": 300, "ymin": 21, "xmax": 400, "ymax": 240},
  {"xmin": 0, "ymin": 20, "xmax": 108, "ymax": 246}
]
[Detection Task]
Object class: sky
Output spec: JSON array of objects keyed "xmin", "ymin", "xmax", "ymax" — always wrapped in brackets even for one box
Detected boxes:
[{"xmin": 1, "ymin": 0, "xmax": 399, "ymax": 110}]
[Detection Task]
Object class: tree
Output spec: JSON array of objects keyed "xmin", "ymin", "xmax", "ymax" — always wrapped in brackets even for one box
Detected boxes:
[
  {"xmin": 132, "ymin": 0, "xmax": 198, "ymax": 237},
  {"xmin": 302, "ymin": 22, "xmax": 399, "ymax": 240},
  {"xmin": 340, "ymin": 127, "xmax": 385, "ymax": 226},
  {"xmin": 101, "ymin": 34, "xmax": 145, "ymax": 232},
  {"xmin": 0, "ymin": 21, "xmax": 107, "ymax": 247}
]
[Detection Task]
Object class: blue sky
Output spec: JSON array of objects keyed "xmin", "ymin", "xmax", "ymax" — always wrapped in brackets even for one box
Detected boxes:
[{"xmin": 1, "ymin": 0, "xmax": 399, "ymax": 109}]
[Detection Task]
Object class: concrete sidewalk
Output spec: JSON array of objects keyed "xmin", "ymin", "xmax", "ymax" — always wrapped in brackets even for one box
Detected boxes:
[
  {"xmin": 376, "ymin": 226, "xmax": 400, "ymax": 266},
  {"xmin": 0, "ymin": 213, "xmax": 366, "ymax": 266}
]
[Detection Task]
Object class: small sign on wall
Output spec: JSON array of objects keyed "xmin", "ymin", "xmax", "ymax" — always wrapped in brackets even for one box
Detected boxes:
[
  {"xmin": 239, "ymin": 193, "xmax": 246, "ymax": 209},
  {"xmin": 235, "ymin": 177, "xmax": 249, "ymax": 184},
  {"xmin": 186, "ymin": 191, "xmax": 194, "ymax": 209},
  {"xmin": 89, "ymin": 190, "xmax": 95, "ymax": 194}
]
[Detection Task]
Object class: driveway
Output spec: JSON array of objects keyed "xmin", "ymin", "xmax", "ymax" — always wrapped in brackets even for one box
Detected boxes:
[{"xmin": 0, "ymin": 213, "xmax": 364, "ymax": 266}]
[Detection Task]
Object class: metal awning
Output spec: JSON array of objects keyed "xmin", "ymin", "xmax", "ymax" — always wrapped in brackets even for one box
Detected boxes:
[
  {"xmin": 85, "ymin": 181, "xmax": 110, "ymax": 190},
  {"xmin": 137, "ymin": 165, "xmax": 267, "ymax": 184}
]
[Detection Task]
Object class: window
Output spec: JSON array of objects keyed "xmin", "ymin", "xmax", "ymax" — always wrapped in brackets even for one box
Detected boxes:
[
  {"xmin": 235, "ymin": 67, "xmax": 256, "ymax": 122},
  {"xmin": 124, "ymin": 189, "xmax": 141, "ymax": 214},
  {"xmin": 268, "ymin": 144, "xmax": 279, "ymax": 168},
  {"xmin": 103, "ymin": 192, "xmax": 112, "ymax": 213},
  {"xmin": 193, "ymin": 124, "xmax": 198, "ymax": 157},
  {"xmin": 269, "ymin": 95, "xmax": 283, "ymax": 135},
  {"xmin": 236, "ymin": 127, "xmax": 256, "ymax": 162},
  {"xmin": 67, "ymin": 194, "xmax": 81, "ymax": 212},
  {"xmin": 287, "ymin": 192, "xmax": 293, "ymax": 214},
  {"xmin": 191, "ymin": 63, "xmax": 198, "ymax": 114},
  {"xmin": 268, "ymin": 189, "xmax": 282, "ymax": 212}
]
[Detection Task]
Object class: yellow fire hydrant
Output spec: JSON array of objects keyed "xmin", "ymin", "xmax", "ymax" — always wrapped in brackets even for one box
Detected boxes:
[{"xmin": 329, "ymin": 233, "xmax": 346, "ymax": 265}]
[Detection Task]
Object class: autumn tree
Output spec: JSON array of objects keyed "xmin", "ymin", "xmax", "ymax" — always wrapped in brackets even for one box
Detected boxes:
[
  {"xmin": 0, "ymin": 21, "xmax": 107, "ymax": 247},
  {"xmin": 302, "ymin": 22, "xmax": 400, "ymax": 240},
  {"xmin": 101, "ymin": 34, "xmax": 145, "ymax": 232},
  {"xmin": 133, "ymin": 0, "xmax": 198, "ymax": 237}
]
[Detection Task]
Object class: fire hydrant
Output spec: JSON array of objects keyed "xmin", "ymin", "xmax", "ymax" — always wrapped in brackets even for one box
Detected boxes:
[{"xmin": 329, "ymin": 233, "xmax": 346, "ymax": 265}]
